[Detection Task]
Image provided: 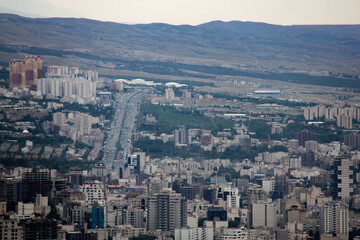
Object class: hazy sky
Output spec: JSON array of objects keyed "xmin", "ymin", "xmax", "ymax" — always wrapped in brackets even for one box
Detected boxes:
[{"xmin": 0, "ymin": 0, "xmax": 359, "ymax": 25}]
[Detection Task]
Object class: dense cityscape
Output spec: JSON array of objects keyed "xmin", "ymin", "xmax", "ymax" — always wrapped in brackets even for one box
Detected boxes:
[
  {"xmin": 0, "ymin": 53, "xmax": 359, "ymax": 240},
  {"xmin": 0, "ymin": 2, "xmax": 360, "ymax": 240}
]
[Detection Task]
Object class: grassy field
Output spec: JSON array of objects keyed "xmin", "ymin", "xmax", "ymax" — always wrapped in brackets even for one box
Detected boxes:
[{"xmin": 138, "ymin": 103, "xmax": 234, "ymax": 134}]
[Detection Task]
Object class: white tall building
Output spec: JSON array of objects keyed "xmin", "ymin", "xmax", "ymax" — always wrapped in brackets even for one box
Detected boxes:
[
  {"xmin": 222, "ymin": 228, "xmax": 248, "ymax": 240},
  {"xmin": 37, "ymin": 77, "xmax": 96, "ymax": 98},
  {"xmin": 165, "ymin": 88, "xmax": 175, "ymax": 100},
  {"xmin": 224, "ymin": 187, "xmax": 240, "ymax": 209},
  {"xmin": 175, "ymin": 227, "xmax": 213, "ymax": 240},
  {"xmin": 249, "ymin": 201, "xmax": 277, "ymax": 228},
  {"xmin": 320, "ymin": 202, "xmax": 348, "ymax": 235}
]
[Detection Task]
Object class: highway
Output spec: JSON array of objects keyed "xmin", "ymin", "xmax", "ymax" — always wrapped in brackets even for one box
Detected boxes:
[{"xmin": 102, "ymin": 89, "xmax": 147, "ymax": 171}]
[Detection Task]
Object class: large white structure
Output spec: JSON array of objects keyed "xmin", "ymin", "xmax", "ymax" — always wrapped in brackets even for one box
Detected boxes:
[
  {"xmin": 249, "ymin": 201, "xmax": 277, "ymax": 228},
  {"xmin": 224, "ymin": 187, "xmax": 240, "ymax": 209},
  {"xmin": 37, "ymin": 77, "xmax": 96, "ymax": 98},
  {"xmin": 175, "ymin": 227, "xmax": 213, "ymax": 240},
  {"xmin": 165, "ymin": 88, "xmax": 175, "ymax": 100},
  {"xmin": 320, "ymin": 201, "xmax": 348, "ymax": 235},
  {"xmin": 222, "ymin": 228, "xmax": 248, "ymax": 240},
  {"xmin": 332, "ymin": 158, "xmax": 354, "ymax": 200},
  {"xmin": 81, "ymin": 180, "xmax": 105, "ymax": 206}
]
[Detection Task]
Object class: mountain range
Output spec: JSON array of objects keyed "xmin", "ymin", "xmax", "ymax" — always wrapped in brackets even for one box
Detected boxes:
[{"xmin": 0, "ymin": 13, "xmax": 360, "ymax": 87}]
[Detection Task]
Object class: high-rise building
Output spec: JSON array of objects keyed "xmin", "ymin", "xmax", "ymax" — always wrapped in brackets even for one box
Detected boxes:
[
  {"xmin": 174, "ymin": 128, "xmax": 189, "ymax": 146},
  {"xmin": 69, "ymin": 204, "xmax": 85, "ymax": 227},
  {"xmin": 180, "ymin": 186, "xmax": 196, "ymax": 200},
  {"xmin": 248, "ymin": 201, "xmax": 277, "ymax": 228},
  {"xmin": 0, "ymin": 215, "xmax": 23, "ymax": 240},
  {"xmin": 344, "ymin": 133, "xmax": 360, "ymax": 149},
  {"xmin": 331, "ymin": 159, "xmax": 354, "ymax": 200},
  {"xmin": 203, "ymin": 188, "xmax": 217, "ymax": 204},
  {"xmin": 305, "ymin": 140, "xmax": 318, "ymax": 151},
  {"xmin": 37, "ymin": 77, "xmax": 96, "ymax": 98},
  {"xmin": 320, "ymin": 201, "xmax": 348, "ymax": 235},
  {"xmin": 80, "ymin": 180, "xmax": 105, "ymax": 205},
  {"xmin": 297, "ymin": 130, "xmax": 314, "ymax": 147},
  {"xmin": 165, "ymin": 88, "xmax": 175, "ymax": 100},
  {"xmin": 0, "ymin": 178, "xmax": 18, "ymax": 211},
  {"xmin": 147, "ymin": 190, "xmax": 187, "ymax": 232},
  {"xmin": 92, "ymin": 204, "xmax": 105, "ymax": 229},
  {"xmin": 84, "ymin": 70, "xmax": 98, "ymax": 81},
  {"xmin": 22, "ymin": 169, "xmax": 52, "ymax": 203},
  {"xmin": 303, "ymin": 107, "xmax": 314, "ymax": 120},
  {"xmin": 9, "ymin": 56, "xmax": 42, "ymax": 89},
  {"xmin": 337, "ymin": 115, "xmax": 352, "ymax": 129},
  {"xmin": 23, "ymin": 218, "xmax": 58, "ymax": 240},
  {"xmin": 247, "ymin": 187, "xmax": 267, "ymax": 205},
  {"xmin": 272, "ymin": 175, "xmax": 291, "ymax": 200},
  {"xmin": 122, "ymin": 209, "xmax": 145, "ymax": 228},
  {"xmin": 287, "ymin": 155, "xmax": 302, "ymax": 169}
]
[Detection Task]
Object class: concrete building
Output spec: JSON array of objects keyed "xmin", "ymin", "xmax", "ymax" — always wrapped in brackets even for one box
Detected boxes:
[
  {"xmin": 147, "ymin": 190, "xmax": 187, "ymax": 232},
  {"xmin": 165, "ymin": 88, "xmax": 175, "ymax": 100},
  {"xmin": 331, "ymin": 159, "xmax": 354, "ymax": 200},
  {"xmin": 337, "ymin": 115, "xmax": 352, "ymax": 129},
  {"xmin": 175, "ymin": 227, "xmax": 213, "ymax": 240},
  {"xmin": 320, "ymin": 202, "xmax": 348, "ymax": 235},
  {"xmin": 9, "ymin": 56, "xmax": 42, "ymax": 89},
  {"xmin": 249, "ymin": 201, "xmax": 277, "ymax": 228},
  {"xmin": 23, "ymin": 218, "xmax": 58, "ymax": 240},
  {"xmin": 344, "ymin": 133, "xmax": 360, "ymax": 149},
  {"xmin": 174, "ymin": 128, "xmax": 189, "ymax": 147},
  {"xmin": 0, "ymin": 215, "xmax": 23, "ymax": 240},
  {"xmin": 81, "ymin": 180, "xmax": 105, "ymax": 205},
  {"xmin": 222, "ymin": 228, "xmax": 248, "ymax": 240},
  {"xmin": 37, "ymin": 77, "xmax": 96, "ymax": 99},
  {"xmin": 122, "ymin": 209, "xmax": 145, "ymax": 228},
  {"xmin": 84, "ymin": 70, "xmax": 98, "ymax": 81}
]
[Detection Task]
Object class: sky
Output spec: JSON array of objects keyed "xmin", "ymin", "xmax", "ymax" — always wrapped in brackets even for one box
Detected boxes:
[{"xmin": 0, "ymin": 0, "xmax": 359, "ymax": 26}]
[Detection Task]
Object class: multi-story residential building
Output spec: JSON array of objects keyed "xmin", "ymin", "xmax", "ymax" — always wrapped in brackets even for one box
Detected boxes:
[
  {"xmin": 165, "ymin": 88, "xmax": 175, "ymax": 100},
  {"xmin": 69, "ymin": 204, "xmax": 85, "ymax": 227},
  {"xmin": 81, "ymin": 180, "xmax": 105, "ymax": 205},
  {"xmin": 297, "ymin": 130, "xmax": 314, "ymax": 147},
  {"xmin": 147, "ymin": 189, "xmax": 187, "ymax": 232},
  {"xmin": 331, "ymin": 158, "xmax": 354, "ymax": 200},
  {"xmin": 122, "ymin": 208, "xmax": 145, "ymax": 228},
  {"xmin": 23, "ymin": 218, "xmax": 58, "ymax": 240},
  {"xmin": 222, "ymin": 228, "xmax": 248, "ymax": 240},
  {"xmin": 174, "ymin": 128, "xmax": 189, "ymax": 146},
  {"xmin": 175, "ymin": 227, "xmax": 213, "ymax": 240},
  {"xmin": 320, "ymin": 201, "xmax": 348, "ymax": 235},
  {"xmin": 22, "ymin": 169, "xmax": 52, "ymax": 203},
  {"xmin": 344, "ymin": 133, "xmax": 360, "ymax": 149},
  {"xmin": 248, "ymin": 201, "xmax": 277, "ymax": 228},
  {"xmin": 0, "ymin": 177, "xmax": 18, "ymax": 211},
  {"xmin": 9, "ymin": 56, "xmax": 42, "ymax": 89},
  {"xmin": 37, "ymin": 77, "xmax": 96, "ymax": 99},
  {"xmin": 0, "ymin": 215, "xmax": 23, "ymax": 240},
  {"xmin": 337, "ymin": 115, "xmax": 352, "ymax": 129}
]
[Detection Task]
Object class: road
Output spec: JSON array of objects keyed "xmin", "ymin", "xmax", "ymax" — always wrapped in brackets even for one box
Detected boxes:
[{"xmin": 102, "ymin": 89, "xmax": 147, "ymax": 171}]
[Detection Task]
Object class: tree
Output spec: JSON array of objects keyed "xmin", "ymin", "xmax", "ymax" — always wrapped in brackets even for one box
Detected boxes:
[{"xmin": 228, "ymin": 220, "xmax": 240, "ymax": 228}]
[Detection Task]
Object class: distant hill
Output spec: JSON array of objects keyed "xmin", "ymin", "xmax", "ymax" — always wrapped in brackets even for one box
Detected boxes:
[{"xmin": 0, "ymin": 13, "xmax": 360, "ymax": 87}]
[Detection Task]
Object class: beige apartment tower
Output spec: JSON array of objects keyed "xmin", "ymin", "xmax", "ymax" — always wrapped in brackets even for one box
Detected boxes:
[{"xmin": 9, "ymin": 55, "xmax": 42, "ymax": 89}]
